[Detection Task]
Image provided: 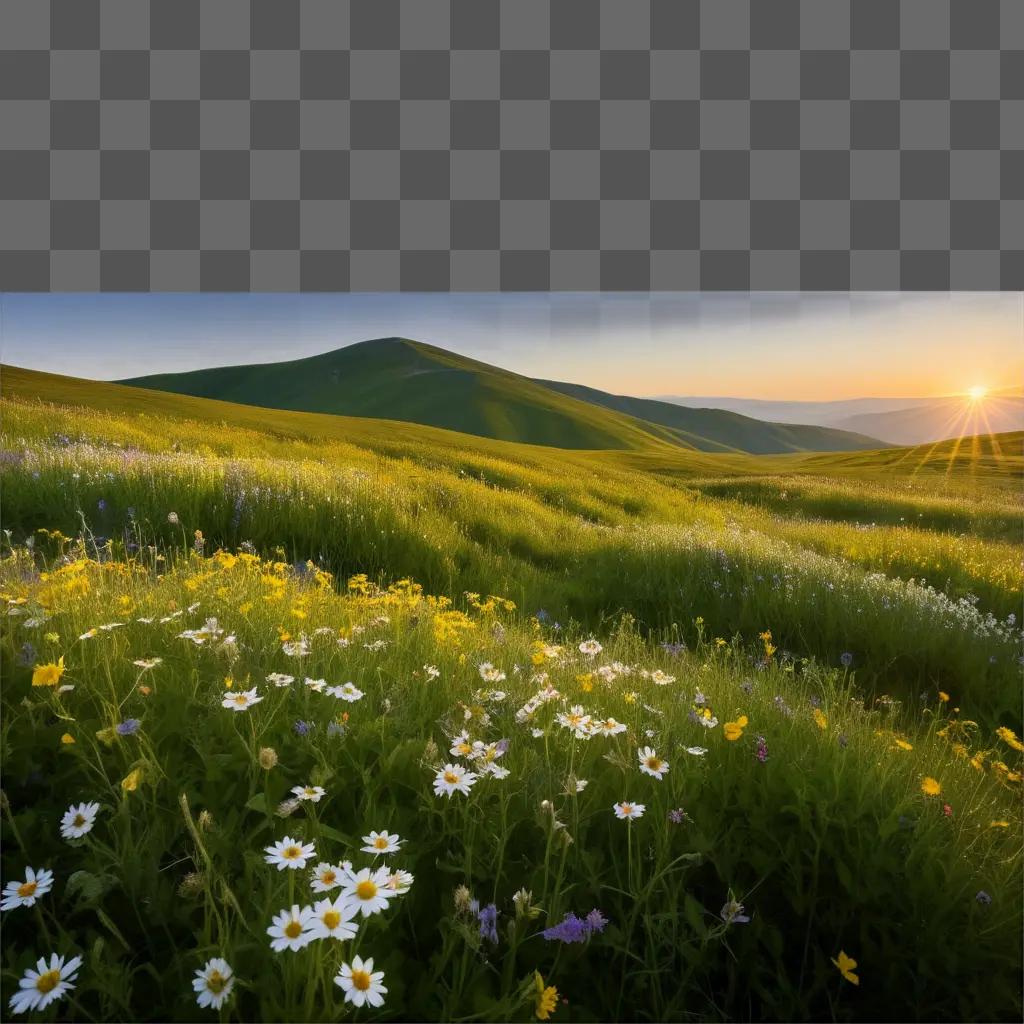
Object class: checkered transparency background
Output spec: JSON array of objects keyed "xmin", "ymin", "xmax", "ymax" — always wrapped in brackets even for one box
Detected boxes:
[{"xmin": 0, "ymin": 0, "xmax": 1021, "ymax": 292}]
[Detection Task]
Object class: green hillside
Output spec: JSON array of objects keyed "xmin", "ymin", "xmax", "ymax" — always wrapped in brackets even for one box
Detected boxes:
[
  {"xmin": 118, "ymin": 338, "xmax": 885, "ymax": 455},
  {"xmin": 538, "ymin": 378, "xmax": 889, "ymax": 454}
]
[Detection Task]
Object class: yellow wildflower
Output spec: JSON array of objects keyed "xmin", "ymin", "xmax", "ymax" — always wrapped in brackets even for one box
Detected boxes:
[
  {"xmin": 121, "ymin": 768, "xmax": 143, "ymax": 792},
  {"xmin": 812, "ymin": 708, "xmax": 827, "ymax": 731},
  {"xmin": 893, "ymin": 737, "xmax": 913, "ymax": 751},
  {"xmin": 534, "ymin": 972, "xmax": 559, "ymax": 1021},
  {"xmin": 989, "ymin": 820, "xmax": 1010, "ymax": 828},
  {"xmin": 60, "ymin": 733, "xmax": 75, "ymax": 745},
  {"xmin": 831, "ymin": 950, "xmax": 859, "ymax": 985},
  {"xmin": 938, "ymin": 691, "xmax": 950, "ymax": 703},
  {"xmin": 31, "ymin": 657, "xmax": 65, "ymax": 687},
  {"xmin": 920, "ymin": 776, "xmax": 941, "ymax": 797},
  {"xmin": 996, "ymin": 726, "xmax": 1024, "ymax": 753}
]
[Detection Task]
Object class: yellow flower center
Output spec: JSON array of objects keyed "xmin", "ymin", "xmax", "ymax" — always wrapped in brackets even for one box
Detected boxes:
[
  {"xmin": 457, "ymin": 743, "xmax": 471, "ymax": 755},
  {"xmin": 621, "ymin": 804, "xmax": 633, "ymax": 815},
  {"xmin": 356, "ymin": 880, "xmax": 377, "ymax": 900},
  {"xmin": 284, "ymin": 920, "xmax": 303, "ymax": 939},
  {"xmin": 282, "ymin": 845, "xmax": 302, "ymax": 860},
  {"xmin": 350, "ymin": 969, "xmax": 371, "ymax": 991},
  {"xmin": 17, "ymin": 881, "xmax": 37, "ymax": 898},
  {"xmin": 646, "ymin": 757, "xmax": 661, "ymax": 771},
  {"xmin": 207, "ymin": 971, "xmax": 227, "ymax": 995},
  {"xmin": 321, "ymin": 870, "xmax": 337, "ymax": 885},
  {"xmin": 73, "ymin": 814, "xmax": 86, "ymax": 827},
  {"xmin": 35, "ymin": 970, "xmax": 61, "ymax": 995},
  {"xmin": 373, "ymin": 837, "xmax": 388, "ymax": 849},
  {"xmin": 443, "ymin": 771, "xmax": 459, "ymax": 784},
  {"xmin": 234, "ymin": 695, "xmax": 247, "ymax": 705},
  {"xmin": 323, "ymin": 910, "xmax": 341, "ymax": 929}
]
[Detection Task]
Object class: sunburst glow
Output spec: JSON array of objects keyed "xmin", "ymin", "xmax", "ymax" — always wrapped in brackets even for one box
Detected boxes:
[{"xmin": 967, "ymin": 385, "xmax": 988, "ymax": 401}]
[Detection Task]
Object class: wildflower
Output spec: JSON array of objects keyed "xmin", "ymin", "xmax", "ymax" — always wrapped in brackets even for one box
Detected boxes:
[
  {"xmin": 893, "ymin": 737, "xmax": 913, "ymax": 751},
  {"xmin": 433, "ymin": 763, "xmax": 479, "ymax": 798},
  {"xmin": 31, "ymin": 657, "xmax": 65, "ymax": 687},
  {"xmin": 291, "ymin": 785, "xmax": 326, "ymax": 803},
  {"xmin": 543, "ymin": 912, "xmax": 588, "ymax": 943},
  {"xmin": 943, "ymin": 803, "xmax": 953, "ymax": 817},
  {"xmin": 115, "ymin": 718, "xmax": 141, "ymax": 736},
  {"xmin": 311, "ymin": 862, "xmax": 349, "ymax": 893},
  {"xmin": 477, "ymin": 902, "xmax": 499, "ymax": 944},
  {"xmin": 192, "ymin": 958, "xmax": 235, "ymax": 1011},
  {"xmin": 637, "ymin": 746, "xmax": 669, "ymax": 780},
  {"xmin": 8, "ymin": 953, "xmax": 83, "ymax": 1015},
  {"xmin": 121, "ymin": 768, "xmax": 143, "ymax": 792},
  {"xmin": 990, "ymin": 820, "xmax": 1010, "ymax": 828},
  {"xmin": 307, "ymin": 896, "xmax": 358, "ymax": 942},
  {"xmin": 266, "ymin": 672, "xmax": 294, "ymax": 687},
  {"xmin": 719, "ymin": 898, "xmax": 750, "ymax": 925},
  {"xmin": 327, "ymin": 682, "xmax": 364, "ymax": 702},
  {"xmin": 221, "ymin": 688, "xmax": 262, "ymax": 711},
  {"xmin": 305, "ymin": 678, "xmax": 326, "ymax": 692},
  {"xmin": 361, "ymin": 830, "xmax": 402, "ymax": 856},
  {"xmin": 513, "ymin": 888, "xmax": 539, "ymax": 919},
  {"xmin": 60, "ymin": 801, "xmax": 99, "ymax": 840},
  {"xmin": 264, "ymin": 836, "xmax": 316, "ymax": 871},
  {"xmin": 259, "ymin": 747, "xmax": 278, "ymax": 770},
  {"xmin": 450, "ymin": 730, "xmax": 474, "ymax": 758},
  {"xmin": 594, "ymin": 717, "xmax": 627, "ymax": 737},
  {"xmin": 585, "ymin": 908, "xmax": 608, "ymax": 933},
  {"xmin": 579, "ymin": 639, "xmax": 602, "ymax": 656},
  {"xmin": 534, "ymin": 971, "xmax": 558, "ymax": 1021},
  {"xmin": 938, "ymin": 691, "xmax": 950, "ymax": 703},
  {"xmin": 996, "ymin": 726, "xmax": 1024, "ymax": 753},
  {"xmin": 384, "ymin": 868, "xmax": 414, "ymax": 894},
  {"xmin": 335, "ymin": 955, "xmax": 387, "ymax": 1009},
  {"xmin": 840, "ymin": 652, "xmax": 853, "ymax": 668},
  {"xmin": 975, "ymin": 890, "xmax": 992, "ymax": 905},
  {"xmin": 60, "ymin": 733, "xmax": 75, "ymax": 745},
  {"xmin": 812, "ymin": 708, "xmax": 828, "ymax": 731},
  {"xmin": 755, "ymin": 735, "xmax": 769, "ymax": 762},
  {"xmin": 1, "ymin": 867, "xmax": 54, "ymax": 911},
  {"xmin": 293, "ymin": 719, "xmax": 313, "ymax": 736},
  {"xmin": 668, "ymin": 807, "xmax": 691, "ymax": 824},
  {"xmin": 723, "ymin": 715, "xmax": 748, "ymax": 741},
  {"xmin": 340, "ymin": 866, "xmax": 396, "ymax": 918},
  {"xmin": 613, "ymin": 801, "xmax": 645, "ymax": 820},
  {"xmin": 167, "ymin": 512, "xmax": 179, "ymax": 524},
  {"xmin": 478, "ymin": 662, "xmax": 507, "ymax": 683},
  {"xmin": 133, "ymin": 658, "xmax": 162, "ymax": 670},
  {"xmin": 684, "ymin": 746, "xmax": 708, "ymax": 757},
  {"xmin": 650, "ymin": 669, "xmax": 675, "ymax": 686},
  {"xmin": 831, "ymin": 950, "xmax": 859, "ymax": 985},
  {"xmin": 267, "ymin": 904, "xmax": 315, "ymax": 952},
  {"xmin": 920, "ymin": 776, "xmax": 942, "ymax": 797}
]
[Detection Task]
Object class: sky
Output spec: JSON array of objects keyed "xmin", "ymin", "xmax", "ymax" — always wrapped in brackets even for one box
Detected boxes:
[{"xmin": 1, "ymin": 291, "xmax": 1020, "ymax": 401}]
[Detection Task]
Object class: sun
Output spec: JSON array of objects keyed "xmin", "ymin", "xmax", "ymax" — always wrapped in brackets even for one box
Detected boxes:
[{"xmin": 966, "ymin": 385, "xmax": 987, "ymax": 401}]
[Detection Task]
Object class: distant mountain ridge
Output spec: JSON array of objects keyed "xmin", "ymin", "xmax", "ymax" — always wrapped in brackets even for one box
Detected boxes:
[{"xmin": 117, "ymin": 338, "xmax": 888, "ymax": 455}]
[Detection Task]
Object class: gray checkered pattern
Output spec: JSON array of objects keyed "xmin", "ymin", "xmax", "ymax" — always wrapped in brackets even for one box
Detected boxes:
[{"xmin": 0, "ymin": 0, "xmax": 1020, "ymax": 291}]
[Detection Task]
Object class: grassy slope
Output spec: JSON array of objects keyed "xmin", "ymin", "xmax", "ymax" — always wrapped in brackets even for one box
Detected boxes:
[
  {"xmin": 116, "ymin": 338, "xmax": 692, "ymax": 453},
  {"xmin": 117, "ymin": 338, "xmax": 884, "ymax": 455},
  {"xmin": 538, "ymin": 377, "xmax": 888, "ymax": 454}
]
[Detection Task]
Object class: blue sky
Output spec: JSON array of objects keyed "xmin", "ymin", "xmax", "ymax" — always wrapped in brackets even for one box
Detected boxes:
[{"xmin": 1, "ymin": 291, "xmax": 1019, "ymax": 400}]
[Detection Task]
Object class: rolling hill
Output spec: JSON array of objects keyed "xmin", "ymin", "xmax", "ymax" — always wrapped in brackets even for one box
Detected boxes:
[{"xmin": 117, "ymin": 338, "xmax": 885, "ymax": 455}]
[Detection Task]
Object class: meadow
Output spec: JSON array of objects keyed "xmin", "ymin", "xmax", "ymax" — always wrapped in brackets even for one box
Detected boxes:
[{"xmin": 0, "ymin": 367, "xmax": 1022, "ymax": 1021}]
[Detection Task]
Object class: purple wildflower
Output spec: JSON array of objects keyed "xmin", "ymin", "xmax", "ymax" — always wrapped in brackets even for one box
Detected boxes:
[
  {"xmin": 477, "ymin": 902, "xmax": 499, "ymax": 944},
  {"xmin": 720, "ymin": 898, "xmax": 750, "ymax": 925},
  {"xmin": 535, "ymin": 609, "xmax": 550, "ymax": 623},
  {"xmin": 543, "ymin": 910, "xmax": 607, "ymax": 943},
  {"xmin": 840, "ymin": 651, "xmax": 854, "ymax": 668},
  {"xmin": 772, "ymin": 695, "xmax": 793, "ymax": 718},
  {"xmin": 668, "ymin": 807, "xmax": 687, "ymax": 824},
  {"xmin": 495, "ymin": 738, "xmax": 510, "ymax": 756},
  {"xmin": 116, "ymin": 718, "xmax": 141, "ymax": 736},
  {"xmin": 97, "ymin": 499, "xmax": 107, "ymax": 513},
  {"xmin": 739, "ymin": 679, "xmax": 754, "ymax": 695},
  {"xmin": 975, "ymin": 890, "xmax": 992, "ymax": 905},
  {"xmin": 809, "ymin": 695, "xmax": 821, "ymax": 708},
  {"xmin": 584, "ymin": 908, "xmax": 608, "ymax": 934},
  {"xmin": 755, "ymin": 735, "xmax": 769, "ymax": 763},
  {"xmin": 293, "ymin": 720, "xmax": 313, "ymax": 736},
  {"xmin": 660, "ymin": 641, "xmax": 686, "ymax": 657}
]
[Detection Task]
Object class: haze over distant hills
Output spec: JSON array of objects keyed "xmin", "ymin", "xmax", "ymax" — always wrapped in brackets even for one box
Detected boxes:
[
  {"xmin": 657, "ymin": 389, "xmax": 1024, "ymax": 446},
  {"xmin": 117, "ymin": 338, "xmax": 887, "ymax": 456}
]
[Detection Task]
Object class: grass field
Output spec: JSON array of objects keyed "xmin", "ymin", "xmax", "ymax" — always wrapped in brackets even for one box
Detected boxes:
[{"xmin": 1, "ymin": 365, "xmax": 1022, "ymax": 1021}]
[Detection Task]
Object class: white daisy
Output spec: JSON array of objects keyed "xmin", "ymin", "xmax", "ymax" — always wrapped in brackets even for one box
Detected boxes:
[
  {"xmin": 613, "ymin": 801, "xmax": 646, "ymax": 820},
  {"xmin": 361, "ymin": 830, "xmax": 402, "ymax": 856},
  {"xmin": 335, "ymin": 955, "xmax": 388, "ymax": 1009},
  {"xmin": 264, "ymin": 836, "xmax": 316, "ymax": 871},
  {"xmin": 192, "ymin": 957, "xmax": 235, "ymax": 1010},
  {"xmin": 60, "ymin": 801, "xmax": 99, "ymax": 841},
  {"xmin": 650, "ymin": 670, "xmax": 675, "ymax": 686},
  {"xmin": 432, "ymin": 763, "xmax": 478, "ymax": 798},
  {"xmin": 595, "ymin": 717, "xmax": 627, "ymax": 737},
  {"xmin": 578, "ymin": 638, "xmax": 602, "ymax": 656},
  {"xmin": 282, "ymin": 638, "xmax": 310, "ymax": 657},
  {"xmin": 1, "ymin": 867, "xmax": 54, "ymax": 911},
  {"xmin": 339, "ymin": 866, "xmax": 397, "ymax": 918},
  {"xmin": 684, "ymin": 746, "xmax": 708, "ymax": 757},
  {"xmin": 304, "ymin": 677, "xmax": 327, "ymax": 693},
  {"xmin": 557, "ymin": 705, "xmax": 593, "ymax": 739},
  {"xmin": 482, "ymin": 763, "xmax": 510, "ymax": 779},
  {"xmin": 306, "ymin": 896, "xmax": 358, "ymax": 942},
  {"xmin": 383, "ymin": 868, "xmax": 414, "ymax": 894},
  {"xmin": 449, "ymin": 730, "xmax": 474, "ymax": 758},
  {"xmin": 478, "ymin": 662, "xmax": 506, "ymax": 683},
  {"xmin": 267, "ymin": 904, "xmax": 315, "ymax": 952},
  {"xmin": 310, "ymin": 861, "xmax": 350, "ymax": 893},
  {"xmin": 221, "ymin": 688, "xmax": 262, "ymax": 711},
  {"xmin": 266, "ymin": 672, "xmax": 294, "ymax": 687},
  {"xmin": 291, "ymin": 785, "xmax": 326, "ymax": 803},
  {"xmin": 133, "ymin": 657, "xmax": 162, "ymax": 670},
  {"xmin": 638, "ymin": 746, "xmax": 669, "ymax": 780},
  {"xmin": 79, "ymin": 628, "xmax": 98, "ymax": 640},
  {"xmin": 574, "ymin": 779, "xmax": 589, "ymax": 792},
  {"xmin": 8, "ymin": 953, "xmax": 82, "ymax": 1015},
  {"xmin": 424, "ymin": 664, "xmax": 440, "ymax": 680},
  {"xmin": 327, "ymin": 682, "xmax": 363, "ymax": 702}
]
